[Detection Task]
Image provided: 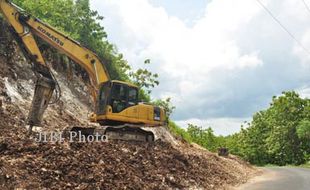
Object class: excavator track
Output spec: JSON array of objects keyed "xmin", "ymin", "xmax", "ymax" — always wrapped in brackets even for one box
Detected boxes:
[
  {"xmin": 105, "ymin": 125, "xmax": 155, "ymax": 142},
  {"xmin": 68, "ymin": 125, "xmax": 156, "ymax": 142}
]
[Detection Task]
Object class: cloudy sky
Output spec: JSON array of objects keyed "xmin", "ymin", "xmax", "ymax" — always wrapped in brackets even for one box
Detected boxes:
[{"xmin": 90, "ymin": 0, "xmax": 310, "ymax": 135}]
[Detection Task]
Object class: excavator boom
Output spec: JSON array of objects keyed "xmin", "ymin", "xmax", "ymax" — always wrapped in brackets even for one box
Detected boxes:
[{"xmin": 0, "ymin": 0, "xmax": 166, "ymax": 141}]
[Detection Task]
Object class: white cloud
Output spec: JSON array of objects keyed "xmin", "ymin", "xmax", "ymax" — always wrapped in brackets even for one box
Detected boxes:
[
  {"xmin": 293, "ymin": 29, "xmax": 310, "ymax": 66},
  {"xmin": 296, "ymin": 86, "xmax": 310, "ymax": 98},
  {"xmin": 91, "ymin": 0, "xmax": 264, "ymax": 94},
  {"xmin": 91, "ymin": 0, "xmax": 310, "ymax": 135},
  {"xmin": 176, "ymin": 117, "xmax": 250, "ymax": 136},
  {"xmin": 238, "ymin": 53, "xmax": 263, "ymax": 68}
]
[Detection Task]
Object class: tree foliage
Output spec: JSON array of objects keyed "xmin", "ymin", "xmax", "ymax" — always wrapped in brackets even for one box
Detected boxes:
[
  {"xmin": 297, "ymin": 120, "xmax": 310, "ymax": 140},
  {"xmin": 153, "ymin": 97, "xmax": 175, "ymax": 119},
  {"xmin": 129, "ymin": 59, "xmax": 160, "ymax": 102},
  {"xmin": 187, "ymin": 124, "xmax": 219, "ymax": 152},
  {"xmin": 235, "ymin": 91, "xmax": 310, "ymax": 165}
]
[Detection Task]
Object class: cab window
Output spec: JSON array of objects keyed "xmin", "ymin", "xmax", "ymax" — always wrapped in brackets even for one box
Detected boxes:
[
  {"xmin": 111, "ymin": 84, "xmax": 126, "ymax": 100},
  {"xmin": 128, "ymin": 87, "xmax": 138, "ymax": 106},
  {"xmin": 99, "ymin": 87, "xmax": 106, "ymax": 101},
  {"xmin": 97, "ymin": 82, "xmax": 110, "ymax": 114},
  {"xmin": 111, "ymin": 84, "xmax": 127, "ymax": 113}
]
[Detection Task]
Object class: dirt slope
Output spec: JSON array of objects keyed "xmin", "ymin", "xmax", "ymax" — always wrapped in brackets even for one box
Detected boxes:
[{"xmin": 0, "ymin": 19, "xmax": 258, "ymax": 190}]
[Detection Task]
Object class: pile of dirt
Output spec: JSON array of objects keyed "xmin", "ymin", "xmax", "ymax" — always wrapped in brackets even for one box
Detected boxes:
[
  {"xmin": 0, "ymin": 109, "xmax": 256, "ymax": 190},
  {"xmin": 0, "ymin": 18, "xmax": 258, "ymax": 189}
]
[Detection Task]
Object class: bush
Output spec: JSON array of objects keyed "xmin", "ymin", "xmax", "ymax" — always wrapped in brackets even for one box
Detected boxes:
[{"xmin": 167, "ymin": 121, "xmax": 192, "ymax": 143}]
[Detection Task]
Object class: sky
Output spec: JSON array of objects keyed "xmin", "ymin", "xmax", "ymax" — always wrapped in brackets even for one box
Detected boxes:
[{"xmin": 90, "ymin": 0, "xmax": 310, "ymax": 136}]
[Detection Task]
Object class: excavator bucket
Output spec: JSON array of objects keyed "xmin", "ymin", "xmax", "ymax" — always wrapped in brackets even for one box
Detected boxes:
[{"xmin": 27, "ymin": 76, "xmax": 55, "ymax": 127}]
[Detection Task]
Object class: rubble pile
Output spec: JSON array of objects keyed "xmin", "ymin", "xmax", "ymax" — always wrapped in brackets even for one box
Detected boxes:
[
  {"xmin": 0, "ymin": 112, "xmax": 256, "ymax": 189},
  {"xmin": 0, "ymin": 18, "xmax": 257, "ymax": 190}
]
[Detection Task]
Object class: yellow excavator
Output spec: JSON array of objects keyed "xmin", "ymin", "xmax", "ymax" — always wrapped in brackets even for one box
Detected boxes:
[{"xmin": 0, "ymin": 0, "xmax": 166, "ymax": 141}]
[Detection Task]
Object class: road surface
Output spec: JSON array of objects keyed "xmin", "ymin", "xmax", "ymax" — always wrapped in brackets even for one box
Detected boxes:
[{"xmin": 236, "ymin": 167, "xmax": 310, "ymax": 190}]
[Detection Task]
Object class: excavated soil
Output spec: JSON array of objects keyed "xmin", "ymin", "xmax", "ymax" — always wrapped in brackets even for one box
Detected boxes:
[
  {"xmin": 0, "ymin": 19, "xmax": 258, "ymax": 189},
  {"xmin": 0, "ymin": 106, "xmax": 256, "ymax": 190}
]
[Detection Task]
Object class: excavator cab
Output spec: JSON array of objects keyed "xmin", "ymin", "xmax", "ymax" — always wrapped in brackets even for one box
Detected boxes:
[
  {"xmin": 90, "ymin": 80, "xmax": 162, "ymax": 141},
  {"xmin": 95, "ymin": 80, "xmax": 165, "ymax": 126},
  {"xmin": 97, "ymin": 80, "xmax": 139, "ymax": 115}
]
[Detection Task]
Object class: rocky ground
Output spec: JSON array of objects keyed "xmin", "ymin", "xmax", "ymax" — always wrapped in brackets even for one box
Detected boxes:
[{"xmin": 0, "ymin": 19, "xmax": 258, "ymax": 189}]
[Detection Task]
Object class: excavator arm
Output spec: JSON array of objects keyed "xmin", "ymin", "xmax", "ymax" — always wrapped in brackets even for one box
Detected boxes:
[
  {"xmin": 0, "ymin": 0, "xmax": 110, "ymax": 92},
  {"xmin": 0, "ymin": 0, "xmax": 110, "ymax": 127},
  {"xmin": 0, "ymin": 0, "xmax": 54, "ymax": 80}
]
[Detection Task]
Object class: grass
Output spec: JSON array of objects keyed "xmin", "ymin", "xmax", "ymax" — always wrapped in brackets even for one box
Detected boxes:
[
  {"xmin": 298, "ymin": 161, "xmax": 310, "ymax": 168},
  {"xmin": 167, "ymin": 121, "xmax": 192, "ymax": 143}
]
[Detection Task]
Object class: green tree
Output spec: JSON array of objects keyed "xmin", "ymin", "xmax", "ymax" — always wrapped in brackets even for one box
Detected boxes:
[
  {"xmin": 297, "ymin": 119, "xmax": 310, "ymax": 161},
  {"xmin": 187, "ymin": 124, "xmax": 219, "ymax": 152},
  {"xmin": 230, "ymin": 91, "xmax": 309, "ymax": 165},
  {"xmin": 297, "ymin": 120, "xmax": 310, "ymax": 140},
  {"xmin": 129, "ymin": 59, "xmax": 159, "ymax": 102},
  {"xmin": 153, "ymin": 97, "xmax": 175, "ymax": 119}
]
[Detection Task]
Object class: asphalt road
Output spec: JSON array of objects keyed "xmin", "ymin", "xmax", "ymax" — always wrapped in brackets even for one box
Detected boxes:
[{"xmin": 236, "ymin": 167, "xmax": 310, "ymax": 190}]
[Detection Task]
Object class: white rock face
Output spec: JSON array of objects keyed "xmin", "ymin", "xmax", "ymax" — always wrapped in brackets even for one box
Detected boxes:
[{"xmin": 4, "ymin": 77, "xmax": 23, "ymax": 103}]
